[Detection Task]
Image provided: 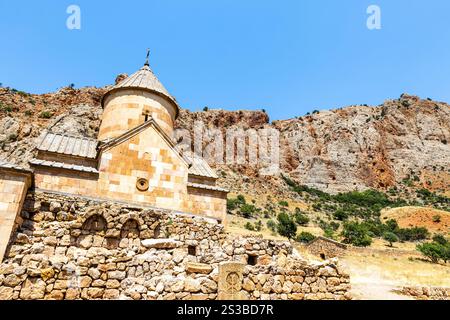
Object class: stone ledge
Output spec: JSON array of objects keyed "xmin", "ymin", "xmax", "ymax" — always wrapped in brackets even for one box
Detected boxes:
[
  {"xmin": 141, "ymin": 239, "xmax": 182, "ymax": 249},
  {"xmin": 186, "ymin": 263, "xmax": 213, "ymax": 274}
]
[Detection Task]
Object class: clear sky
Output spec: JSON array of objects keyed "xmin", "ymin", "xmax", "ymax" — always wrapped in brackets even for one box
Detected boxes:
[{"xmin": 1, "ymin": 0, "xmax": 450, "ymax": 120}]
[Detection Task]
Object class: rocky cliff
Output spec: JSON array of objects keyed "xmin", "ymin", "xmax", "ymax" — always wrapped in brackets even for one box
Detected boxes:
[{"xmin": 0, "ymin": 86, "xmax": 449, "ymax": 196}]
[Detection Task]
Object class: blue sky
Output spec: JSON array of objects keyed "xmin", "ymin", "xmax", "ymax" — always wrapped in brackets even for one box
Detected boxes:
[{"xmin": 1, "ymin": 1, "xmax": 450, "ymax": 120}]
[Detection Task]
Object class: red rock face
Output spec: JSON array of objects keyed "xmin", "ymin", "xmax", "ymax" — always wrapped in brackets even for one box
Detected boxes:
[{"xmin": 0, "ymin": 87, "xmax": 449, "ymax": 196}]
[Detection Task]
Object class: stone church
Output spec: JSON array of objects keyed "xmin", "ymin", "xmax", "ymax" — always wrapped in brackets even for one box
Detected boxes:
[
  {"xmin": 0, "ymin": 56, "xmax": 350, "ymax": 301},
  {"xmin": 0, "ymin": 57, "xmax": 227, "ymax": 261}
]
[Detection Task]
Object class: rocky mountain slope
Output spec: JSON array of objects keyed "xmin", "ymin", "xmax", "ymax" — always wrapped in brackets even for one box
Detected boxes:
[{"xmin": 0, "ymin": 85, "xmax": 449, "ymax": 198}]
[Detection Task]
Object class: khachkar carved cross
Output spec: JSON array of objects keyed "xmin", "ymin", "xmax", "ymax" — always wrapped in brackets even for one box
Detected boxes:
[
  {"xmin": 225, "ymin": 272, "xmax": 241, "ymax": 293},
  {"xmin": 218, "ymin": 262, "xmax": 245, "ymax": 300}
]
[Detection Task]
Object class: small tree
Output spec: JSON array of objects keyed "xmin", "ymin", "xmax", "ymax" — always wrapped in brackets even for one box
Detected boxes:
[
  {"xmin": 240, "ymin": 204, "xmax": 256, "ymax": 219},
  {"xmin": 203, "ymin": 106, "xmax": 209, "ymax": 112},
  {"xmin": 341, "ymin": 222, "xmax": 372, "ymax": 247},
  {"xmin": 416, "ymin": 242, "xmax": 444, "ymax": 263},
  {"xmin": 432, "ymin": 234, "xmax": 448, "ymax": 246},
  {"xmin": 383, "ymin": 232, "xmax": 399, "ymax": 247},
  {"xmin": 294, "ymin": 209, "xmax": 309, "ymax": 226},
  {"xmin": 277, "ymin": 212, "xmax": 297, "ymax": 239}
]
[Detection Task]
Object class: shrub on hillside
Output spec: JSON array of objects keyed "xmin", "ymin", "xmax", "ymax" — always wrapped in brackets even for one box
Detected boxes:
[
  {"xmin": 383, "ymin": 232, "xmax": 399, "ymax": 247},
  {"xmin": 296, "ymin": 232, "xmax": 316, "ymax": 244},
  {"xmin": 294, "ymin": 209, "xmax": 309, "ymax": 226},
  {"xmin": 244, "ymin": 222, "xmax": 255, "ymax": 231},
  {"xmin": 277, "ymin": 212, "xmax": 297, "ymax": 239},
  {"xmin": 333, "ymin": 209, "xmax": 349, "ymax": 221},
  {"xmin": 266, "ymin": 219, "xmax": 277, "ymax": 232},
  {"xmin": 416, "ymin": 242, "xmax": 446, "ymax": 263},
  {"xmin": 240, "ymin": 204, "xmax": 257, "ymax": 218},
  {"xmin": 278, "ymin": 200, "xmax": 289, "ymax": 207},
  {"xmin": 341, "ymin": 222, "xmax": 372, "ymax": 247},
  {"xmin": 397, "ymin": 227, "xmax": 429, "ymax": 242},
  {"xmin": 432, "ymin": 234, "xmax": 448, "ymax": 246}
]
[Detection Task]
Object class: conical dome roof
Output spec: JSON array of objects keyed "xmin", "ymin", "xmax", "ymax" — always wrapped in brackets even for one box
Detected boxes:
[{"xmin": 101, "ymin": 62, "xmax": 180, "ymax": 118}]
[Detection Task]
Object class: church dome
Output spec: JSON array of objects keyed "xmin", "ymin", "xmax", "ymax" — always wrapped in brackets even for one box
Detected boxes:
[{"xmin": 101, "ymin": 57, "xmax": 180, "ymax": 119}]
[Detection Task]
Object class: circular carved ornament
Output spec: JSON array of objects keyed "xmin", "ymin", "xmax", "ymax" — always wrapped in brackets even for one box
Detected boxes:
[{"xmin": 136, "ymin": 178, "xmax": 149, "ymax": 191}]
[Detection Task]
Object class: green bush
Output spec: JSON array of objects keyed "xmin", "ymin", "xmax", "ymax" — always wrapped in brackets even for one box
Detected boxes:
[
  {"xmin": 341, "ymin": 222, "xmax": 372, "ymax": 247},
  {"xmin": 240, "ymin": 204, "xmax": 257, "ymax": 218},
  {"xmin": 226, "ymin": 198, "xmax": 239, "ymax": 211},
  {"xmin": 432, "ymin": 215, "xmax": 441, "ymax": 223},
  {"xmin": 266, "ymin": 219, "xmax": 277, "ymax": 232},
  {"xmin": 244, "ymin": 222, "xmax": 255, "ymax": 231},
  {"xmin": 254, "ymin": 220, "xmax": 263, "ymax": 232},
  {"xmin": 416, "ymin": 242, "xmax": 445, "ymax": 263},
  {"xmin": 294, "ymin": 209, "xmax": 309, "ymax": 226},
  {"xmin": 278, "ymin": 200, "xmax": 289, "ymax": 207},
  {"xmin": 295, "ymin": 232, "xmax": 316, "ymax": 244},
  {"xmin": 277, "ymin": 212, "xmax": 297, "ymax": 239},
  {"xmin": 397, "ymin": 227, "xmax": 429, "ymax": 242},
  {"xmin": 432, "ymin": 234, "xmax": 448, "ymax": 245},
  {"xmin": 333, "ymin": 209, "xmax": 349, "ymax": 221},
  {"xmin": 39, "ymin": 111, "xmax": 53, "ymax": 119},
  {"xmin": 383, "ymin": 232, "xmax": 399, "ymax": 247},
  {"xmin": 236, "ymin": 195, "xmax": 246, "ymax": 204}
]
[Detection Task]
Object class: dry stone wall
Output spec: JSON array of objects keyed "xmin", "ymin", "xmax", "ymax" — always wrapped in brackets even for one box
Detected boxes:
[
  {"xmin": 0, "ymin": 191, "xmax": 351, "ymax": 300},
  {"xmin": 400, "ymin": 286, "xmax": 450, "ymax": 300}
]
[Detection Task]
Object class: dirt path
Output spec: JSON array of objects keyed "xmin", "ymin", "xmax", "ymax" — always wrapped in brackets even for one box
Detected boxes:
[
  {"xmin": 349, "ymin": 278, "xmax": 413, "ymax": 300},
  {"xmin": 340, "ymin": 260, "xmax": 414, "ymax": 300}
]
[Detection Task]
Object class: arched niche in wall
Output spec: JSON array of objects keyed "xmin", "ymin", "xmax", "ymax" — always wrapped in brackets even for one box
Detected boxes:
[
  {"xmin": 81, "ymin": 214, "xmax": 107, "ymax": 235},
  {"xmin": 120, "ymin": 219, "xmax": 140, "ymax": 239}
]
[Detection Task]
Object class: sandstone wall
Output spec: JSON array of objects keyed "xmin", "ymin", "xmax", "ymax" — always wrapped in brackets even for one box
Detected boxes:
[
  {"xmin": 33, "ymin": 124, "xmax": 227, "ymax": 222},
  {"xmin": 99, "ymin": 89, "xmax": 176, "ymax": 140},
  {"xmin": 0, "ymin": 191, "xmax": 350, "ymax": 300},
  {"xmin": 306, "ymin": 237, "xmax": 347, "ymax": 259},
  {"xmin": 0, "ymin": 170, "xmax": 32, "ymax": 261}
]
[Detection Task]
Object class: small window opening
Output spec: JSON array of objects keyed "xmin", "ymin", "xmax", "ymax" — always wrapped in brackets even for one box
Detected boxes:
[
  {"xmin": 247, "ymin": 255, "xmax": 257, "ymax": 266},
  {"xmin": 144, "ymin": 114, "xmax": 149, "ymax": 122},
  {"xmin": 188, "ymin": 245, "xmax": 197, "ymax": 256},
  {"xmin": 320, "ymin": 253, "xmax": 326, "ymax": 260}
]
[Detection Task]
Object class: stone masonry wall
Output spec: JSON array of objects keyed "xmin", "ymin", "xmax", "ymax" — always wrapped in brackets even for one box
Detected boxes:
[
  {"xmin": 400, "ymin": 286, "xmax": 450, "ymax": 300},
  {"xmin": 0, "ymin": 191, "xmax": 350, "ymax": 300},
  {"xmin": 0, "ymin": 171, "xmax": 31, "ymax": 261}
]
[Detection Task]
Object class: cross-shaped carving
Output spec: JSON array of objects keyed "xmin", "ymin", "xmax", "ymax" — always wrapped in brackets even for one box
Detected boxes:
[{"xmin": 142, "ymin": 109, "xmax": 151, "ymax": 122}]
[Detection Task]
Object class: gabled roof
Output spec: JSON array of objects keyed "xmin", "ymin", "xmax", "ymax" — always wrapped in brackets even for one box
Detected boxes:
[
  {"xmin": 307, "ymin": 236, "xmax": 347, "ymax": 249},
  {"xmin": 101, "ymin": 64, "xmax": 180, "ymax": 118},
  {"xmin": 183, "ymin": 152, "xmax": 218, "ymax": 179},
  {"xmin": 187, "ymin": 182, "xmax": 228, "ymax": 193},
  {"xmin": 32, "ymin": 118, "xmax": 219, "ymax": 179},
  {"xmin": 99, "ymin": 119, "xmax": 219, "ymax": 179},
  {"xmin": 99, "ymin": 116, "xmax": 190, "ymax": 165},
  {"xmin": 0, "ymin": 160, "xmax": 33, "ymax": 174},
  {"xmin": 29, "ymin": 159, "xmax": 99, "ymax": 174},
  {"xmin": 37, "ymin": 132, "xmax": 98, "ymax": 159}
]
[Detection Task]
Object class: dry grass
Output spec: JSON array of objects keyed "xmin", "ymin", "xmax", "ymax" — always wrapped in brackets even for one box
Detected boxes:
[
  {"xmin": 381, "ymin": 206, "xmax": 450, "ymax": 235},
  {"xmin": 341, "ymin": 247, "xmax": 450, "ymax": 288}
]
